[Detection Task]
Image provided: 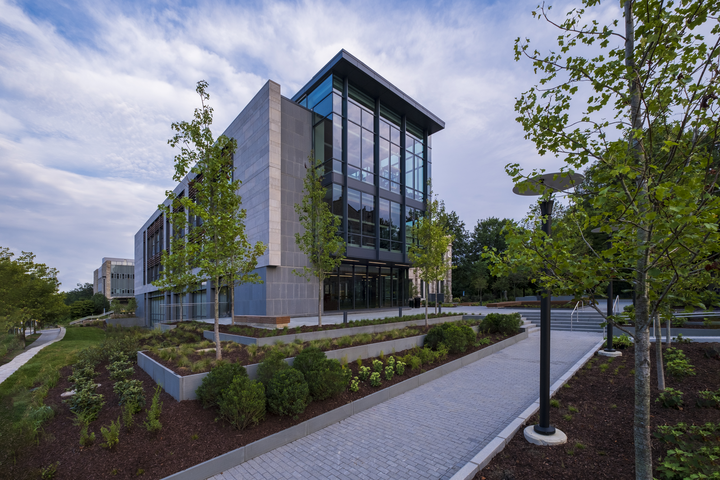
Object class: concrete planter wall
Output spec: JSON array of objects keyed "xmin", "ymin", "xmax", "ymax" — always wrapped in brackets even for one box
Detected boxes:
[
  {"xmin": 160, "ymin": 324, "xmax": 177, "ymax": 333},
  {"xmin": 139, "ymin": 324, "xmax": 488, "ymax": 402},
  {"xmin": 657, "ymin": 327, "xmax": 720, "ymax": 337},
  {"xmin": 161, "ymin": 330, "xmax": 529, "ymax": 480},
  {"xmin": 202, "ymin": 315, "xmax": 469, "ymax": 346}
]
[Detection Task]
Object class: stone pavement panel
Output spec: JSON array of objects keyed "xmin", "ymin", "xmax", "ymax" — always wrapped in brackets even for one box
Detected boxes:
[
  {"xmin": 0, "ymin": 328, "xmax": 66, "ymax": 385},
  {"xmin": 207, "ymin": 330, "xmax": 602, "ymax": 480}
]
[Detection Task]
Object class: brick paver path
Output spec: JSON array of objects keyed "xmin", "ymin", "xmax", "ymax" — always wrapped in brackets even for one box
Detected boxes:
[{"xmin": 209, "ymin": 331, "xmax": 602, "ymax": 480}]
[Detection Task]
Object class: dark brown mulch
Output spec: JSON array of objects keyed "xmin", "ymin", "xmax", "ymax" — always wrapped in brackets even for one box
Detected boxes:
[
  {"xmin": 7, "ymin": 334, "xmax": 511, "ymax": 480},
  {"xmin": 476, "ymin": 342, "xmax": 720, "ymax": 480}
]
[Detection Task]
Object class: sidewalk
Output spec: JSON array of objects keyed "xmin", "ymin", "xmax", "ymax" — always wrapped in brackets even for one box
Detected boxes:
[
  {"xmin": 0, "ymin": 328, "xmax": 66, "ymax": 385},
  {"xmin": 208, "ymin": 330, "xmax": 603, "ymax": 480}
]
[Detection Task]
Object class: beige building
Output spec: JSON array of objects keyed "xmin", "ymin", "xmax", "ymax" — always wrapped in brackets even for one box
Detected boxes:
[{"xmin": 93, "ymin": 258, "xmax": 135, "ymax": 301}]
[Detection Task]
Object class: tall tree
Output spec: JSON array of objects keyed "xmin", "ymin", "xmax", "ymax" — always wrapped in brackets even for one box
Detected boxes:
[
  {"xmin": 294, "ymin": 155, "xmax": 346, "ymax": 326},
  {"xmin": 408, "ymin": 189, "xmax": 453, "ymax": 326},
  {"xmin": 162, "ymin": 80, "xmax": 266, "ymax": 360},
  {"xmin": 499, "ymin": 2, "xmax": 720, "ymax": 478},
  {"xmin": 64, "ymin": 282, "xmax": 93, "ymax": 305}
]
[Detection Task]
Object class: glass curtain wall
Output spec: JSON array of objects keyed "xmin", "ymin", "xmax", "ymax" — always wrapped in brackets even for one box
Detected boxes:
[
  {"xmin": 323, "ymin": 263, "xmax": 408, "ymax": 311},
  {"xmin": 149, "ymin": 293, "xmax": 164, "ymax": 326},
  {"xmin": 405, "ymin": 121, "xmax": 425, "ymax": 201},
  {"xmin": 379, "ymin": 107, "xmax": 401, "ymax": 194}
]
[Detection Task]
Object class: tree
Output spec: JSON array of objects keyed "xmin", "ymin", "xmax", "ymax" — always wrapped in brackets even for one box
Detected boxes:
[
  {"xmin": 91, "ymin": 293, "xmax": 110, "ymax": 315},
  {"xmin": 408, "ymin": 189, "xmax": 453, "ymax": 327},
  {"xmin": 499, "ymin": 2, "xmax": 720, "ymax": 477},
  {"xmin": 0, "ymin": 247, "xmax": 66, "ymax": 338},
  {"xmin": 159, "ymin": 80, "xmax": 266, "ymax": 360},
  {"xmin": 64, "ymin": 282, "xmax": 93, "ymax": 305},
  {"xmin": 294, "ymin": 155, "xmax": 346, "ymax": 326}
]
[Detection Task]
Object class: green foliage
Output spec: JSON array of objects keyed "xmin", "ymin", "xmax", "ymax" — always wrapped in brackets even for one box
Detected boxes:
[
  {"xmin": 69, "ymin": 300, "xmax": 95, "ymax": 320},
  {"xmin": 479, "ymin": 313, "xmax": 521, "ymax": 335},
  {"xmin": 358, "ymin": 366, "xmax": 371, "ymax": 381},
  {"xmin": 291, "ymin": 347, "xmax": 326, "ymax": 376},
  {"xmin": 696, "ymin": 390, "xmax": 720, "ymax": 409},
  {"xmin": 416, "ymin": 347, "xmax": 437, "ymax": 365},
  {"xmin": 113, "ymin": 380, "xmax": 145, "ymax": 413},
  {"xmin": 64, "ymin": 282, "xmax": 94, "ymax": 305},
  {"xmin": 655, "ymin": 423, "xmax": 720, "ymax": 479},
  {"xmin": 91, "ymin": 293, "xmax": 110, "ymax": 315},
  {"xmin": 372, "ymin": 359, "xmax": 383, "ymax": 373},
  {"xmin": 196, "ymin": 362, "xmax": 248, "ymax": 409},
  {"xmin": 407, "ymin": 355, "xmax": 422, "ymax": 370},
  {"xmin": 107, "ymin": 357, "xmax": 134, "ymax": 381},
  {"xmin": 217, "ymin": 375, "xmax": 266, "ymax": 430},
  {"xmin": 384, "ymin": 365, "xmax": 394, "ymax": 381},
  {"xmin": 369, "ymin": 372, "xmax": 381, "ymax": 387},
  {"xmin": 349, "ymin": 377, "xmax": 359, "ymax": 393},
  {"xmin": 606, "ymin": 334, "xmax": 632, "ymax": 350},
  {"xmin": 395, "ymin": 361, "xmax": 406, "ymax": 376},
  {"xmin": 122, "ymin": 402, "xmax": 135, "ymax": 431},
  {"xmin": 301, "ymin": 358, "xmax": 347, "ymax": 402},
  {"xmin": 294, "ymin": 155, "xmax": 346, "ymax": 326},
  {"xmin": 40, "ymin": 462, "xmax": 59, "ymax": 479},
  {"xmin": 550, "ymin": 399, "xmax": 560, "ymax": 409},
  {"xmin": 256, "ymin": 350, "xmax": 289, "ymax": 387},
  {"xmin": 657, "ymin": 388, "xmax": 685, "ymax": 409},
  {"xmin": 666, "ymin": 359, "xmax": 696, "ymax": 378},
  {"xmin": 65, "ymin": 383, "xmax": 104, "ymax": 422},
  {"xmin": 79, "ymin": 420, "xmax": 96, "ymax": 447},
  {"xmin": 144, "ymin": 386, "xmax": 163, "ymax": 434},
  {"xmin": 675, "ymin": 334, "xmax": 693, "ymax": 344},
  {"xmin": 100, "ymin": 417, "xmax": 121, "ymax": 449},
  {"xmin": 424, "ymin": 322, "xmax": 475, "ymax": 353},
  {"xmin": 265, "ymin": 368, "xmax": 309, "ymax": 418}
]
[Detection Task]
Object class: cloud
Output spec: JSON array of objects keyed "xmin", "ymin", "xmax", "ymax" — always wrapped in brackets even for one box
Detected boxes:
[{"xmin": 0, "ymin": 0, "xmax": 621, "ymax": 288}]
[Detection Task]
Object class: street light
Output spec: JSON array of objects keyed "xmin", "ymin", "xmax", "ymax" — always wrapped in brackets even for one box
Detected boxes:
[
  {"xmin": 513, "ymin": 171, "xmax": 584, "ymax": 446},
  {"xmin": 591, "ymin": 227, "xmax": 623, "ymax": 358}
]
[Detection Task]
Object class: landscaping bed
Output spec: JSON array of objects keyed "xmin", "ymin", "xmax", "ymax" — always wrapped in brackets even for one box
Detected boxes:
[
  {"xmin": 477, "ymin": 341, "xmax": 720, "ymax": 480},
  {"xmin": 9, "ymin": 330, "xmax": 520, "ymax": 480}
]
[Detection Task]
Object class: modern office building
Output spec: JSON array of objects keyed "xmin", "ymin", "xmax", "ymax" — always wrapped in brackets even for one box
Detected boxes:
[
  {"xmin": 94, "ymin": 258, "xmax": 135, "ymax": 301},
  {"xmin": 134, "ymin": 50, "xmax": 445, "ymax": 326}
]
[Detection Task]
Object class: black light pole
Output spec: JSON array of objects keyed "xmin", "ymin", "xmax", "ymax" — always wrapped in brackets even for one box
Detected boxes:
[
  {"xmin": 513, "ymin": 172, "xmax": 583, "ymax": 444},
  {"xmin": 535, "ymin": 198, "xmax": 555, "ymax": 435}
]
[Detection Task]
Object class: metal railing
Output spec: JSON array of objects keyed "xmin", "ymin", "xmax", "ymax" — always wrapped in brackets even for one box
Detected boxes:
[
  {"xmin": 152, "ymin": 302, "xmax": 232, "ymax": 326},
  {"xmin": 570, "ymin": 301, "xmax": 584, "ymax": 331}
]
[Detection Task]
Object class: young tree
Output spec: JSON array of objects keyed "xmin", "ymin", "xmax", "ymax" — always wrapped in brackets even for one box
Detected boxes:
[
  {"xmin": 500, "ymin": 2, "xmax": 720, "ymax": 477},
  {"xmin": 408, "ymin": 190, "xmax": 453, "ymax": 327},
  {"xmin": 161, "ymin": 80, "xmax": 266, "ymax": 360},
  {"xmin": 294, "ymin": 155, "xmax": 346, "ymax": 326}
]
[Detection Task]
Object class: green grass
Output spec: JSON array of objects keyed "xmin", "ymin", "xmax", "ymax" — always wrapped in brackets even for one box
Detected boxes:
[
  {"xmin": 0, "ymin": 333, "xmax": 41, "ymax": 366},
  {"xmin": 0, "ymin": 326, "xmax": 106, "ymax": 465}
]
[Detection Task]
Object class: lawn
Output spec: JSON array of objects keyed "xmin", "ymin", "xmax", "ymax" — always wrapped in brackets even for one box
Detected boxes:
[{"xmin": 0, "ymin": 333, "xmax": 41, "ymax": 366}]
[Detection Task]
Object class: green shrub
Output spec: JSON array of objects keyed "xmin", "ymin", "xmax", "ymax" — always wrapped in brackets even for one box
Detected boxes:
[
  {"xmin": 113, "ymin": 379, "xmax": 145, "ymax": 413},
  {"xmin": 65, "ymin": 383, "xmax": 105, "ymax": 421},
  {"xmin": 144, "ymin": 386, "xmax": 163, "ymax": 433},
  {"xmin": 666, "ymin": 359, "xmax": 696, "ymax": 378},
  {"xmin": 665, "ymin": 348, "xmax": 686, "ymax": 362},
  {"xmin": 369, "ymin": 372, "xmax": 381, "ymax": 387},
  {"xmin": 266, "ymin": 368, "xmax": 309, "ymax": 418},
  {"xmin": 79, "ymin": 421, "xmax": 95, "ymax": 447},
  {"xmin": 122, "ymin": 403, "xmax": 135, "ymax": 431},
  {"xmin": 384, "ymin": 365, "xmax": 394, "ymax": 380},
  {"xmin": 358, "ymin": 365, "xmax": 371, "ymax": 381},
  {"xmin": 417, "ymin": 347, "xmax": 437, "ymax": 365},
  {"xmin": 424, "ymin": 323, "xmax": 475, "ymax": 353},
  {"xmin": 303, "ymin": 359, "xmax": 348, "ymax": 401},
  {"xmin": 217, "ymin": 376, "xmax": 266, "ymax": 430},
  {"xmin": 480, "ymin": 313, "xmax": 522, "ymax": 335},
  {"xmin": 655, "ymin": 422, "xmax": 720, "ymax": 479},
  {"xmin": 407, "ymin": 356, "xmax": 422, "ymax": 370},
  {"xmin": 196, "ymin": 362, "xmax": 248, "ymax": 409},
  {"xmin": 107, "ymin": 356, "xmax": 135, "ymax": 381},
  {"xmin": 395, "ymin": 361, "xmax": 406, "ymax": 376},
  {"xmin": 100, "ymin": 417, "xmax": 121, "ymax": 449},
  {"xmin": 256, "ymin": 350, "xmax": 289, "ymax": 386},
  {"xmin": 372, "ymin": 359, "xmax": 383, "ymax": 372},
  {"xmin": 349, "ymin": 377, "xmax": 359, "ymax": 392},
  {"xmin": 696, "ymin": 390, "xmax": 720, "ymax": 408},
  {"xmin": 656, "ymin": 388, "xmax": 684, "ymax": 409}
]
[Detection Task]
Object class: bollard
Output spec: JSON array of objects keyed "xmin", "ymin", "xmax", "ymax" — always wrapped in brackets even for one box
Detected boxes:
[
  {"xmin": 439, "ymin": 305, "xmax": 442, "ymax": 314},
  {"xmin": 399, "ymin": 306, "xmax": 403, "ymax": 318},
  {"xmin": 343, "ymin": 311, "xmax": 348, "ymax": 324}
]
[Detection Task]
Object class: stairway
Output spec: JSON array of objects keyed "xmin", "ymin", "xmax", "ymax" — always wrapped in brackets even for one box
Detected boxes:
[
  {"xmin": 520, "ymin": 315, "xmax": 540, "ymax": 334},
  {"xmin": 521, "ymin": 309, "xmax": 605, "ymax": 333}
]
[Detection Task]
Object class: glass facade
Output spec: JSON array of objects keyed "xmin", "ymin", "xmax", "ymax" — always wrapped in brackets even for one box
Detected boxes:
[{"xmin": 298, "ymin": 72, "xmax": 434, "ymax": 311}]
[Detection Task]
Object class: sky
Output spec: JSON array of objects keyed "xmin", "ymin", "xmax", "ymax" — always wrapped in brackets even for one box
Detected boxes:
[{"xmin": 0, "ymin": 0, "xmax": 622, "ymax": 291}]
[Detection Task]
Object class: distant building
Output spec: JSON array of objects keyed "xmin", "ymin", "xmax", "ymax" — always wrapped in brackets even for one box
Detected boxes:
[
  {"xmin": 134, "ymin": 50, "xmax": 445, "ymax": 327},
  {"xmin": 94, "ymin": 258, "xmax": 135, "ymax": 301}
]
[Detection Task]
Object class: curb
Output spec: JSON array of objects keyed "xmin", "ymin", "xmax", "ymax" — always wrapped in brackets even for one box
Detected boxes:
[
  {"xmin": 0, "ymin": 327, "xmax": 67, "ymax": 385},
  {"xmin": 161, "ymin": 331, "xmax": 529, "ymax": 480},
  {"xmin": 448, "ymin": 336, "xmax": 605, "ymax": 480}
]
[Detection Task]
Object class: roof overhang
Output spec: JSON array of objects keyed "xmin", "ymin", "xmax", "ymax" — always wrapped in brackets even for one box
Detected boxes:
[{"xmin": 291, "ymin": 50, "xmax": 445, "ymax": 136}]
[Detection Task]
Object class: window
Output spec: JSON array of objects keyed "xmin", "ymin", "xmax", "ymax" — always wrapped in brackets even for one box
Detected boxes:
[
  {"xmin": 379, "ymin": 108, "xmax": 401, "ymax": 194},
  {"xmin": 379, "ymin": 199, "xmax": 402, "ymax": 252},
  {"xmin": 347, "ymin": 188, "xmax": 375, "ymax": 248},
  {"xmin": 347, "ymin": 96, "xmax": 374, "ymax": 185}
]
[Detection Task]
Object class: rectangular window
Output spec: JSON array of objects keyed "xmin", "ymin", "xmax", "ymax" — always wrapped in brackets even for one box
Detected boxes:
[
  {"xmin": 348, "ymin": 188, "xmax": 361, "ymax": 246},
  {"xmin": 307, "ymin": 75, "xmax": 332, "ymax": 110}
]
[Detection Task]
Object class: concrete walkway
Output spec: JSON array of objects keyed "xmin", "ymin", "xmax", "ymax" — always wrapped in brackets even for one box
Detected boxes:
[
  {"xmin": 0, "ymin": 328, "xmax": 66, "ymax": 385},
  {"xmin": 208, "ymin": 330, "xmax": 603, "ymax": 480}
]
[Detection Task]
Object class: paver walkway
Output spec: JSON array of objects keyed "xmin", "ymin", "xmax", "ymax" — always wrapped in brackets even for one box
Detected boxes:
[
  {"xmin": 0, "ymin": 328, "xmax": 66, "ymax": 385},
  {"xmin": 209, "ymin": 330, "xmax": 602, "ymax": 480}
]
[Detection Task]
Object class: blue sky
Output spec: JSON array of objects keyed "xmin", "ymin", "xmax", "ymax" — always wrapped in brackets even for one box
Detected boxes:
[{"xmin": 0, "ymin": 0, "xmax": 621, "ymax": 290}]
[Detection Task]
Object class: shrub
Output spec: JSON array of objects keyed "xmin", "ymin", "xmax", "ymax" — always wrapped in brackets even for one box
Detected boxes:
[
  {"xmin": 417, "ymin": 348, "xmax": 437, "ymax": 365},
  {"xmin": 196, "ymin": 362, "xmax": 248, "ymax": 409},
  {"xmin": 606, "ymin": 334, "xmax": 633, "ymax": 349},
  {"xmin": 372, "ymin": 359, "xmax": 383, "ymax": 373},
  {"xmin": 65, "ymin": 383, "xmax": 104, "ymax": 422},
  {"xmin": 79, "ymin": 421, "xmax": 95, "ymax": 447},
  {"xmin": 256, "ymin": 350, "xmax": 289, "ymax": 386},
  {"xmin": 122, "ymin": 403, "xmax": 135, "ymax": 431},
  {"xmin": 655, "ymin": 423, "xmax": 720, "ymax": 479},
  {"xmin": 144, "ymin": 386, "xmax": 163, "ymax": 433},
  {"xmin": 266, "ymin": 368, "xmax": 309, "ymax": 418},
  {"xmin": 656, "ymin": 388, "xmax": 684, "ymax": 409},
  {"xmin": 384, "ymin": 365, "xmax": 394, "ymax": 381},
  {"xmin": 349, "ymin": 377, "xmax": 359, "ymax": 392},
  {"xmin": 666, "ymin": 359, "xmax": 696, "ymax": 378},
  {"xmin": 407, "ymin": 356, "xmax": 422, "ymax": 370},
  {"xmin": 480, "ymin": 313, "xmax": 522, "ymax": 335},
  {"xmin": 674, "ymin": 333, "xmax": 693, "ymax": 344},
  {"xmin": 696, "ymin": 390, "xmax": 720, "ymax": 408},
  {"xmin": 113, "ymin": 379, "xmax": 145, "ymax": 413},
  {"xmin": 425, "ymin": 323, "xmax": 476, "ymax": 353},
  {"xmin": 395, "ymin": 361, "xmax": 406, "ymax": 376},
  {"xmin": 100, "ymin": 417, "xmax": 121, "ymax": 449},
  {"xmin": 358, "ymin": 366, "xmax": 371, "ymax": 381},
  {"xmin": 107, "ymin": 359, "xmax": 135, "ymax": 381},
  {"xmin": 369, "ymin": 372, "xmax": 381, "ymax": 387},
  {"xmin": 217, "ymin": 376, "xmax": 266, "ymax": 430},
  {"xmin": 303, "ymin": 359, "xmax": 348, "ymax": 401}
]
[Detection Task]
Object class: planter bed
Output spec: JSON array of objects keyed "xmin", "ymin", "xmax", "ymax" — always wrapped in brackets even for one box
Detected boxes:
[
  {"xmin": 140, "ymin": 322, "xmax": 483, "ymax": 401},
  {"xmin": 13, "ymin": 331, "xmax": 527, "ymax": 480},
  {"xmin": 201, "ymin": 314, "xmax": 468, "ymax": 346},
  {"xmin": 476, "ymin": 341, "xmax": 720, "ymax": 480}
]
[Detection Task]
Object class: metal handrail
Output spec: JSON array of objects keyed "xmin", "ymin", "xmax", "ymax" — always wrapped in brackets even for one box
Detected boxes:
[
  {"xmin": 570, "ymin": 301, "xmax": 584, "ymax": 331},
  {"xmin": 612, "ymin": 295, "xmax": 619, "ymax": 316}
]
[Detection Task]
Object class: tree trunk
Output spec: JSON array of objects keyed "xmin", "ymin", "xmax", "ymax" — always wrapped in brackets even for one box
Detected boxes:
[
  {"xmin": 230, "ymin": 281, "xmax": 235, "ymax": 326},
  {"xmin": 435, "ymin": 280, "xmax": 438, "ymax": 315},
  {"xmin": 655, "ymin": 314, "xmax": 665, "ymax": 391},
  {"xmin": 318, "ymin": 277, "xmax": 323, "ymax": 327},
  {"xmin": 424, "ymin": 282, "xmax": 429, "ymax": 328},
  {"xmin": 214, "ymin": 278, "xmax": 222, "ymax": 361}
]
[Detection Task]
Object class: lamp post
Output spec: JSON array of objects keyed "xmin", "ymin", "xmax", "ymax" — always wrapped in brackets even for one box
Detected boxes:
[
  {"xmin": 591, "ymin": 227, "xmax": 623, "ymax": 358},
  {"xmin": 513, "ymin": 172, "xmax": 583, "ymax": 446}
]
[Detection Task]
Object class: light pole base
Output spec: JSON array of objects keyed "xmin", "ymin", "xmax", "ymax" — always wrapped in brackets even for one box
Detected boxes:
[
  {"xmin": 598, "ymin": 350, "xmax": 622, "ymax": 357},
  {"xmin": 524, "ymin": 425, "xmax": 567, "ymax": 446}
]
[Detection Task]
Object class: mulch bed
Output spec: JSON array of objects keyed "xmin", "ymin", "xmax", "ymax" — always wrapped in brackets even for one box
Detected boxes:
[
  {"xmin": 8, "ymin": 333, "xmax": 512, "ymax": 480},
  {"xmin": 476, "ymin": 341, "xmax": 720, "ymax": 480},
  {"xmin": 147, "ymin": 323, "xmax": 465, "ymax": 376}
]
